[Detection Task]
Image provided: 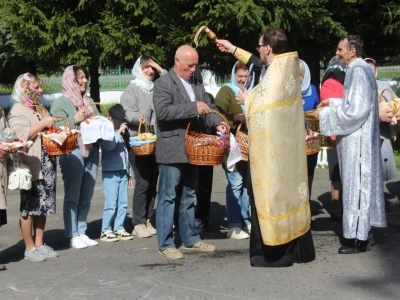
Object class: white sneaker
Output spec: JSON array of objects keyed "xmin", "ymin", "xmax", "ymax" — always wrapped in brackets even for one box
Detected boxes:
[
  {"xmin": 70, "ymin": 236, "xmax": 87, "ymax": 249},
  {"xmin": 227, "ymin": 227, "xmax": 250, "ymax": 239},
  {"xmin": 80, "ymin": 234, "xmax": 98, "ymax": 246},
  {"xmin": 146, "ymin": 219, "xmax": 156, "ymax": 235},
  {"xmin": 132, "ymin": 224, "xmax": 152, "ymax": 238}
]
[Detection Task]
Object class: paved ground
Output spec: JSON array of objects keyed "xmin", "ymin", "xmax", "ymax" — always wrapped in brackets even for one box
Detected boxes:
[{"xmin": 1, "ymin": 165, "xmax": 400, "ymax": 300}]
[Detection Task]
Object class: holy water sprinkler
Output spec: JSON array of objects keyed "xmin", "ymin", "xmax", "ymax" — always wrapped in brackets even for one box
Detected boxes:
[{"xmin": 193, "ymin": 25, "xmax": 218, "ymax": 48}]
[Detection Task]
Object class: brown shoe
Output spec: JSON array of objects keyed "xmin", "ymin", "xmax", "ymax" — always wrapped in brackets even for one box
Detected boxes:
[
  {"xmin": 159, "ymin": 247, "xmax": 184, "ymax": 260},
  {"xmin": 183, "ymin": 241, "xmax": 216, "ymax": 252}
]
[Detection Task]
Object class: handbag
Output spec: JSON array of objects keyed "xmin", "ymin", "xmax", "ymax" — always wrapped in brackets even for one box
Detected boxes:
[{"xmin": 8, "ymin": 152, "xmax": 32, "ymax": 190}]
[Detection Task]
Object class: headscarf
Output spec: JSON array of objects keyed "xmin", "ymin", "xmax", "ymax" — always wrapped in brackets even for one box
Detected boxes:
[
  {"xmin": 224, "ymin": 61, "xmax": 255, "ymax": 96},
  {"xmin": 11, "ymin": 73, "xmax": 49, "ymax": 117},
  {"xmin": 62, "ymin": 66, "xmax": 95, "ymax": 157},
  {"xmin": 62, "ymin": 65, "xmax": 95, "ymax": 118},
  {"xmin": 321, "ymin": 57, "xmax": 347, "ymax": 85},
  {"xmin": 131, "ymin": 56, "xmax": 154, "ymax": 93},
  {"xmin": 299, "ymin": 59, "xmax": 312, "ymax": 97}
]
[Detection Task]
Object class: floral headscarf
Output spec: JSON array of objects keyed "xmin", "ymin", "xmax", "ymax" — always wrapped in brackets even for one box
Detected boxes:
[
  {"xmin": 130, "ymin": 56, "xmax": 154, "ymax": 93},
  {"xmin": 62, "ymin": 65, "xmax": 95, "ymax": 118},
  {"xmin": 11, "ymin": 73, "xmax": 49, "ymax": 117}
]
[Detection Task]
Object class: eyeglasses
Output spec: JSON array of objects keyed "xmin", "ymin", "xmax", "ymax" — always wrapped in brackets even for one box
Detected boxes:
[{"xmin": 256, "ymin": 44, "xmax": 268, "ymax": 51}]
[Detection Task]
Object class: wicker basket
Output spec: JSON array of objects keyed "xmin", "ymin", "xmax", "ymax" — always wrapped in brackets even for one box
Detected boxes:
[
  {"xmin": 42, "ymin": 116, "xmax": 78, "ymax": 155},
  {"xmin": 185, "ymin": 111, "xmax": 230, "ymax": 166},
  {"xmin": 235, "ymin": 122, "xmax": 248, "ymax": 161},
  {"xmin": 132, "ymin": 122, "xmax": 156, "ymax": 156}
]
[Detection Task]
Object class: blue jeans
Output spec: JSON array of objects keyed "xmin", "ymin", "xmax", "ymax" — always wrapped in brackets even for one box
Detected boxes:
[
  {"xmin": 101, "ymin": 170, "xmax": 129, "ymax": 232},
  {"xmin": 225, "ymin": 162, "xmax": 250, "ymax": 228},
  {"xmin": 156, "ymin": 164, "xmax": 201, "ymax": 251},
  {"xmin": 60, "ymin": 147, "xmax": 99, "ymax": 238}
]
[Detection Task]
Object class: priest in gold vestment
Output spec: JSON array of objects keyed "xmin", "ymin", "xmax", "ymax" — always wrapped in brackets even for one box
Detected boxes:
[{"xmin": 222, "ymin": 29, "xmax": 316, "ymax": 267}]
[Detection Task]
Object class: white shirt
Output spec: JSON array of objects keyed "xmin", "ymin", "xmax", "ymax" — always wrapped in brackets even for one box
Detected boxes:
[{"xmin": 179, "ymin": 78, "xmax": 196, "ymax": 102}]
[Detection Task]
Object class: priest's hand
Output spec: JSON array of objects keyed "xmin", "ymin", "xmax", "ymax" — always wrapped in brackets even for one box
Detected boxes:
[
  {"xmin": 215, "ymin": 39, "xmax": 236, "ymax": 54},
  {"xmin": 236, "ymin": 89, "xmax": 247, "ymax": 105},
  {"xmin": 317, "ymin": 99, "xmax": 329, "ymax": 108}
]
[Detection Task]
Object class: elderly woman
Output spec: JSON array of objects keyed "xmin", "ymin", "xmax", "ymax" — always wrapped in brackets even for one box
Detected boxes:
[
  {"xmin": 8, "ymin": 73, "xmax": 57, "ymax": 262},
  {"xmin": 120, "ymin": 55, "xmax": 166, "ymax": 238},
  {"xmin": 50, "ymin": 66, "xmax": 99, "ymax": 249},
  {"xmin": 215, "ymin": 61, "xmax": 254, "ymax": 240},
  {"xmin": 0, "ymin": 106, "xmax": 13, "ymax": 270}
]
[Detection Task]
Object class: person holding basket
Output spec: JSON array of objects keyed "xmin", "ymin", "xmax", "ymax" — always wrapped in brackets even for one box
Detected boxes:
[
  {"xmin": 8, "ymin": 73, "xmax": 58, "ymax": 261},
  {"xmin": 215, "ymin": 61, "xmax": 254, "ymax": 240},
  {"xmin": 153, "ymin": 45, "xmax": 227, "ymax": 260},
  {"xmin": 121, "ymin": 55, "xmax": 167, "ymax": 238},
  {"xmin": 50, "ymin": 66, "xmax": 100, "ymax": 249}
]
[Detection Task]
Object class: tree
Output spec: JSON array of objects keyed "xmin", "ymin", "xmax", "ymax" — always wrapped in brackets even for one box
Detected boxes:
[
  {"xmin": 160, "ymin": 0, "xmax": 349, "ymax": 87},
  {"xmin": 0, "ymin": 21, "xmax": 36, "ymax": 89},
  {"xmin": 0, "ymin": 0, "xmax": 160, "ymax": 101}
]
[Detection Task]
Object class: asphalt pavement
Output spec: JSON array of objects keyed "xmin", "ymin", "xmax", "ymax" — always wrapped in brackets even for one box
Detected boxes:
[{"xmin": 1, "ymin": 164, "xmax": 399, "ymax": 300}]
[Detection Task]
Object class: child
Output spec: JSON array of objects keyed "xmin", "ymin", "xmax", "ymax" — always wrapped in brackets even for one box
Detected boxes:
[{"xmin": 100, "ymin": 104, "xmax": 133, "ymax": 242}]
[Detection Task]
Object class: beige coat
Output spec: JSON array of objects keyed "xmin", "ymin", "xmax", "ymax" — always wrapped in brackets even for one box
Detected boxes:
[
  {"xmin": 8, "ymin": 103, "xmax": 43, "ymax": 181},
  {"xmin": 0, "ymin": 108, "xmax": 7, "ymax": 210}
]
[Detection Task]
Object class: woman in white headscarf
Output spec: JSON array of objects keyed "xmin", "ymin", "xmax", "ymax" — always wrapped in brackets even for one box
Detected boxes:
[
  {"xmin": 215, "ymin": 61, "xmax": 255, "ymax": 240},
  {"xmin": 299, "ymin": 60, "xmax": 320, "ymax": 198},
  {"xmin": 120, "ymin": 55, "xmax": 166, "ymax": 238}
]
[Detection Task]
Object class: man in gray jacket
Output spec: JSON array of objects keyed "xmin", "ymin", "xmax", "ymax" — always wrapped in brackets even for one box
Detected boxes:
[{"xmin": 153, "ymin": 45, "xmax": 227, "ymax": 260}]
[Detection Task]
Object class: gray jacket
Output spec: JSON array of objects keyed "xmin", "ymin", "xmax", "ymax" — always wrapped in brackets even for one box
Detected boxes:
[
  {"xmin": 120, "ymin": 69, "xmax": 168, "ymax": 136},
  {"xmin": 153, "ymin": 68, "xmax": 223, "ymax": 164}
]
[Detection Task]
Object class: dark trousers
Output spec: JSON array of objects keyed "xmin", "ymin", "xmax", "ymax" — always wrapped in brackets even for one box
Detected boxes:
[
  {"xmin": 307, "ymin": 153, "xmax": 319, "ymax": 199},
  {"xmin": 195, "ymin": 166, "xmax": 214, "ymax": 229},
  {"xmin": 129, "ymin": 149, "xmax": 159, "ymax": 226}
]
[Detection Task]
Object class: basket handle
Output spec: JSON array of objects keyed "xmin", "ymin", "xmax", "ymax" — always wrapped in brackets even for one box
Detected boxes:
[
  {"xmin": 138, "ymin": 121, "xmax": 150, "ymax": 134},
  {"xmin": 52, "ymin": 115, "xmax": 72, "ymax": 132},
  {"xmin": 379, "ymin": 88, "xmax": 395, "ymax": 103},
  {"xmin": 85, "ymin": 102, "xmax": 110, "ymax": 119},
  {"xmin": 235, "ymin": 122, "xmax": 244, "ymax": 136},
  {"xmin": 185, "ymin": 110, "xmax": 230, "ymax": 135}
]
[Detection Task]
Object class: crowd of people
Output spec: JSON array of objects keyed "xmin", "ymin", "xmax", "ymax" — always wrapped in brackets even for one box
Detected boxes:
[{"xmin": 0, "ymin": 28, "xmax": 397, "ymax": 270}]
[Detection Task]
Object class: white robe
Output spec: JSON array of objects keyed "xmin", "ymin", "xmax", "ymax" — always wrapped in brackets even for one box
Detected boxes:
[{"xmin": 319, "ymin": 58, "xmax": 386, "ymax": 241}]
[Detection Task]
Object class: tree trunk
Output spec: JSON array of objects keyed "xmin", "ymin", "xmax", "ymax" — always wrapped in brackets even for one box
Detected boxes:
[
  {"xmin": 299, "ymin": 48, "xmax": 321, "ymax": 94},
  {"xmin": 89, "ymin": 54, "xmax": 101, "ymax": 103}
]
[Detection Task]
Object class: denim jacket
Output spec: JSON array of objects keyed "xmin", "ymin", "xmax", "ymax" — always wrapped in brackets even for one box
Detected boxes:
[{"xmin": 100, "ymin": 132, "xmax": 131, "ymax": 177}]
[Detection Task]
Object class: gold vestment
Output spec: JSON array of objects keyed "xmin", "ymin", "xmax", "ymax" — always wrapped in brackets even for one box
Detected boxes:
[{"xmin": 245, "ymin": 51, "xmax": 311, "ymax": 246}]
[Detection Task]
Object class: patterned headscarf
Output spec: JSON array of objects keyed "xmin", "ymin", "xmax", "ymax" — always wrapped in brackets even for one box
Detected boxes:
[
  {"xmin": 130, "ymin": 56, "xmax": 154, "ymax": 93},
  {"xmin": 299, "ymin": 59, "xmax": 312, "ymax": 97},
  {"xmin": 11, "ymin": 73, "xmax": 49, "ymax": 117},
  {"xmin": 62, "ymin": 65, "xmax": 95, "ymax": 118},
  {"xmin": 321, "ymin": 57, "xmax": 347, "ymax": 85}
]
